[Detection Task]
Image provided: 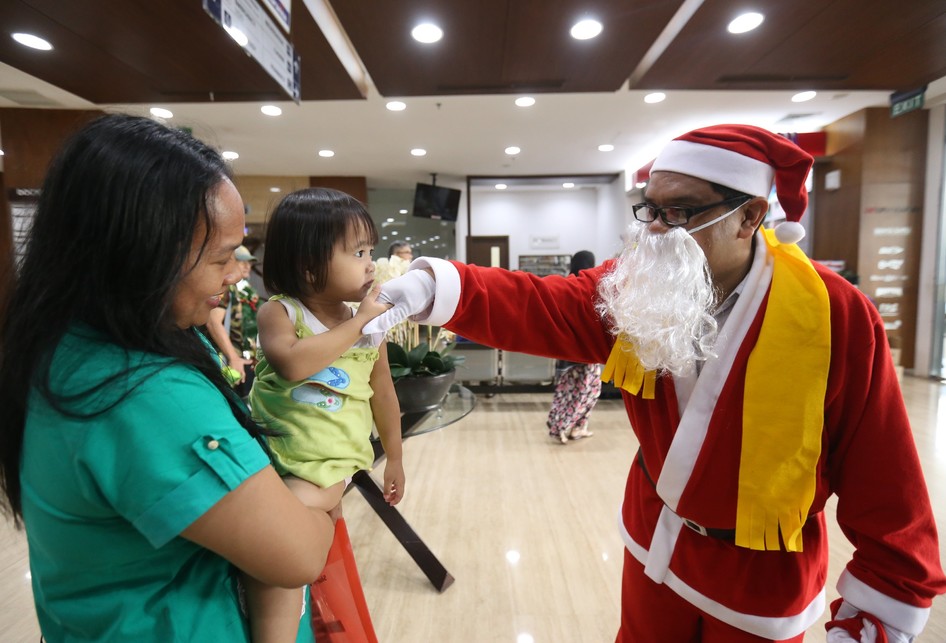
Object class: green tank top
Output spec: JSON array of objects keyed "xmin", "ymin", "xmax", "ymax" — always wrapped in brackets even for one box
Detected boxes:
[{"xmin": 249, "ymin": 296, "xmax": 379, "ymax": 488}]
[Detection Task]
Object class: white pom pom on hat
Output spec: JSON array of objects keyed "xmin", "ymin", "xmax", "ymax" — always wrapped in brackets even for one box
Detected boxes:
[{"xmin": 651, "ymin": 124, "xmax": 815, "ymax": 243}]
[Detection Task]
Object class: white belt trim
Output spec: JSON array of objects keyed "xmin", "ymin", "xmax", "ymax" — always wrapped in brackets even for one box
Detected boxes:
[{"xmin": 619, "ymin": 515, "xmax": 825, "ymax": 640}]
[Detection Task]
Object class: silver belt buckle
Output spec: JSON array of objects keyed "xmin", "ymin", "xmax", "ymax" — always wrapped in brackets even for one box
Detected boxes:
[{"xmin": 683, "ymin": 518, "xmax": 708, "ymax": 536}]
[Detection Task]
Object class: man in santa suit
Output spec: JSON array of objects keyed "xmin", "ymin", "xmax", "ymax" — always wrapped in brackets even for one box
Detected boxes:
[{"xmin": 364, "ymin": 125, "xmax": 946, "ymax": 642}]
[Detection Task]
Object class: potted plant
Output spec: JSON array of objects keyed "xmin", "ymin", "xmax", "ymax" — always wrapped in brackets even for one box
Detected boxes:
[
  {"xmin": 387, "ymin": 340, "xmax": 464, "ymax": 412},
  {"xmin": 374, "ymin": 256, "xmax": 464, "ymax": 412}
]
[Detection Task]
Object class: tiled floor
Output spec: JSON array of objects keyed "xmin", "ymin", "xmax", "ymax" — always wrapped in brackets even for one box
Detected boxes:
[{"xmin": 2, "ymin": 377, "xmax": 945, "ymax": 641}]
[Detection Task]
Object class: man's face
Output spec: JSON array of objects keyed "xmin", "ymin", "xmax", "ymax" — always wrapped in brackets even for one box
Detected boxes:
[
  {"xmin": 641, "ymin": 172, "xmax": 741, "ymax": 277},
  {"xmin": 394, "ymin": 246, "xmax": 413, "ymax": 261}
]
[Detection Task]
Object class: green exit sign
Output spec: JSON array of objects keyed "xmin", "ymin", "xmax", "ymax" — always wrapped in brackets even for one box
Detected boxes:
[{"xmin": 890, "ymin": 87, "xmax": 926, "ymax": 118}]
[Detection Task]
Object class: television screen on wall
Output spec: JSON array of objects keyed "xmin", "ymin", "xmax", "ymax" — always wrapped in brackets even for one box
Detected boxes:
[{"xmin": 412, "ymin": 182, "xmax": 461, "ymax": 221}]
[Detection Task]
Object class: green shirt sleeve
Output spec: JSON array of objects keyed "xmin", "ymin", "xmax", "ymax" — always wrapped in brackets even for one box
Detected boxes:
[{"xmin": 80, "ymin": 364, "xmax": 269, "ymax": 548}]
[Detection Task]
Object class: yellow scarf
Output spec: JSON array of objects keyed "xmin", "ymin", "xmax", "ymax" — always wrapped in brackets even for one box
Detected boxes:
[{"xmin": 602, "ymin": 228, "xmax": 830, "ymax": 552}]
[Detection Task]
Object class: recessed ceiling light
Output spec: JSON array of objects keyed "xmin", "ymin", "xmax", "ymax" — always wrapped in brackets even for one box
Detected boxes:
[
  {"xmin": 505, "ymin": 146, "xmax": 521, "ymax": 156},
  {"xmin": 223, "ymin": 25, "xmax": 249, "ymax": 47},
  {"xmin": 411, "ymin": 23, "xmax": 443, "ymax": 44},
  {"xmin": 727, "ymin": 12, "xmax": 764, "ymax": 34},
  {"xmin": 260, "ymin": 105, "xmax": 282, "ymax": 116},
  {"xmin": 570, "ymin": 19, "xmax": 603, "ymax": 40},
  {"xmin": 391, "ymin": 230, "xmax": 399, "ymax": 236},
  {"xmin": 515, "ymin": 96, "xmax": 536, "ymax": 107},
  {"xmin": 318, "ymin": 149, "xmax": 335, "ymax": 158},
  {"xmin": 386, "ymin": 100, "xmax": 407, "ymax": 111},
  {"xmin": 644, "ymin": 92, "xmax": 666, "ymax": 104},
  {"xmin": 495, "ymin": 184, "xmax": 507, "ymax": 190},
  {"xmin": 410, "ymin": 148, "xmax": 427, "ymax": 157},
  {"xmin": 386, "ymin": 217, "xmax": 395, "ymax": 223},
  {"xmin": 12, "ymin": 32, "xmax": 52, "ymax": 50},
  {"xmin": 269, "ymin": 187, "xmax": 281, "ymax": 193},
  {"xmin": 598, "ymin": 144, "xmax": 615, "ymax": 152},
  {"xmin": 149, "ymin": 107, "xmax": 173, "ymax": 119},
  {"xmin": 399, "ymin": 209, "xmax": 408, "ymax": 214},
  {"xmin": 563, "ymin": 182, "xmax": 575, "ymax": 189},
  {"xmin": 222, "ymin": 151, "xmax": 239, "ymax": 160},
  {"xmin": 792, "ymin": 90, "xmax": 817, "ymax": 103},
  {"xmin": 405, "ymin": 236, "xmax": 412, "ymax": 241}
]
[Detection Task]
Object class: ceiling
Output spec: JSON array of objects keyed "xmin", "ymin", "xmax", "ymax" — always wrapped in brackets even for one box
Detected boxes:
[{"xmin": 1, "ymin": 0, "xmax": 945, "ymax": 189}]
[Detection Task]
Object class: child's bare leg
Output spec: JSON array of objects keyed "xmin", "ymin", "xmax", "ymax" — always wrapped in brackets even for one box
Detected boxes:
[
  {"xmin": 283, "ymin": 475, "xmax": 345, "ymax": 512},
  {"xmin": 241, "ymin": 477, "xmax": 342, "ymax": 642},
  {"xmin": 241, "ymin": 576, "xmax": 305, "ymax": 643}
]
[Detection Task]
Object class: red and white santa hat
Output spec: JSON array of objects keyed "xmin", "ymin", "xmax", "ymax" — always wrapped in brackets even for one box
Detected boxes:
[{"xmin": 650, "ymin": 124, "xmax": 814, "ymax": 244}]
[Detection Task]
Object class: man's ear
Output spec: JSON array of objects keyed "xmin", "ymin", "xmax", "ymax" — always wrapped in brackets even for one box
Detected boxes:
[{"xmin": 740, "ymin": 197, "xmax": 769, "ymax": 238}]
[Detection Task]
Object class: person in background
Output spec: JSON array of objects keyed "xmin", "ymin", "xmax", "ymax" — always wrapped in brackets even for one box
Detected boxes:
[
  {"xmin": 547, "ymin": 250, "xmax": 602, "ymax": 444},
  {"xmin": 388, "ymin": 240, "xmax": 413, "ymax": 262},
  {"xmin": 244, "ymin": 236, "xmax": 270, "ymax": 301},
  {"xmin": 0, "ymin": 114, "xmax": 333, "ymax": 642},
  {"xmin": 205, "ymin": 244, "xmax": 260, "ymax": 397},
  {"xmin": 247, "ymin": 187, "xmax": 403, "ymax": 641},
  {"xmin": 364, "ymin": 124, "xmax": 946, "ymax": 642}
]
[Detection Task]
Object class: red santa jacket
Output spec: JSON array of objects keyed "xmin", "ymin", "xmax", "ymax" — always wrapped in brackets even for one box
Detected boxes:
[{"xmin": 415, "ymin": 238, "xmax": 945, "ymax": 639}]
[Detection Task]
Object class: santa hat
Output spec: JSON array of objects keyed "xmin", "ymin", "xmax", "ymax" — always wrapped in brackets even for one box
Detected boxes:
[{"xmin": 650, "ymin": 124, "xmax": 814, "ymax": 244}]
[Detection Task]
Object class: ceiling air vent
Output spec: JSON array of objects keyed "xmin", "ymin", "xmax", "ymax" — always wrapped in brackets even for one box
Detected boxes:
[
  {"xmin": 0, "ymin": 89, "xmax": 61, "ymax": 107},
  {"xmin": 775, "ymin": 113, "xmax": 820, "ymax": 124},
  {"xmin": 717, "ymin": 74, "xmax": 847, "ymax": 84}
]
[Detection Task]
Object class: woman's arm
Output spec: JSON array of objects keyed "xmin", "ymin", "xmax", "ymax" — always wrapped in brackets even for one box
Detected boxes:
[
  {"xmin": 369, "ymin": 342, "xmax": 404, "ymax": 504},
  {"xmin": 181, "ymin": 465, "xmax": 334, "ymax": 587}
]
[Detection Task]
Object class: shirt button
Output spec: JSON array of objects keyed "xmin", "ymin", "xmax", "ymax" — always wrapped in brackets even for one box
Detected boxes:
[{"xmin": 207, "ymin": 439, "xmax": 220, "ymax": 450}]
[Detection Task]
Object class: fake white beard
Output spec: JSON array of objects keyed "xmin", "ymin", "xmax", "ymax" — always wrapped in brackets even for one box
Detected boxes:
[{"xmin": 596, "ymin": 224, "xmax": 719, "ymax": 376}]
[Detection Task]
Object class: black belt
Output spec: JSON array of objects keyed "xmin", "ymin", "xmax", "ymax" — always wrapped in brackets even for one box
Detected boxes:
[{"xmin": 635, "ymin": 449, "xmax": 736, "ymax": 541}]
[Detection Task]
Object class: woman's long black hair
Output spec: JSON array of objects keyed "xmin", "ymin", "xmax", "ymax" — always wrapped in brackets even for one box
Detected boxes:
[{"xmin": 0, "ymin": 113, "xmax": 265, "ymax": 523}]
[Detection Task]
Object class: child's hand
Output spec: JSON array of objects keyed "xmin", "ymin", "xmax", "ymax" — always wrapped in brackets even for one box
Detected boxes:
[
  {"xmin": 382, "ymin": 460, "xmax": 405, "ymax": 505},
  {"xmin": 355, "ymin": 284, "xmax": 391, "ymax": 331}
]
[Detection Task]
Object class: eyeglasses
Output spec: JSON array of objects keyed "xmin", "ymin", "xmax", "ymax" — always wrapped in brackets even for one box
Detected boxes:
[{"xmin": 632, "ymin": 196, "xmax": 751, "ymax": 227}]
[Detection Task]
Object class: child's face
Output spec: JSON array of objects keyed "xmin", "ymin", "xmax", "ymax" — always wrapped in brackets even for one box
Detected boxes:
[{"xmin": 324, "ymin": 225, "xmax": 376, "ymax": 301}]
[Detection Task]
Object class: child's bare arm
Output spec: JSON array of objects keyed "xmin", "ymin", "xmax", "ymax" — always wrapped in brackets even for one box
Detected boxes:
[
  {"xmin": 369, "ymin": 342, "xmax": 405, "ymax": 504},
  {"xmin": 257, "ymin": 289, "xmax": 384, "ymax": 381}
]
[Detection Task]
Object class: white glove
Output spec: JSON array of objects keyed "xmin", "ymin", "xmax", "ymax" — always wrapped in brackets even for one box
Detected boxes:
[
  {"xmin": 362, "ymin": 270, "xmax": 436, "ymax": 335},
  {"xmin": 826, "ymin": 600, "xmax": 913, "ymax": 643}
]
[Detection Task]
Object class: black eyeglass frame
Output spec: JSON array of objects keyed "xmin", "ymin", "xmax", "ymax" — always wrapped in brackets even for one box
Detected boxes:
[{"xmin": 631, "ymin": 195, "xmax": 752, "ymax": 227}]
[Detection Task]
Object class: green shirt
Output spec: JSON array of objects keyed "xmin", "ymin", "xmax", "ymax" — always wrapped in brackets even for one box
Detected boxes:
[{"xmin": 20, "ymin": 328, "xmax": 299, "ymax": 642}]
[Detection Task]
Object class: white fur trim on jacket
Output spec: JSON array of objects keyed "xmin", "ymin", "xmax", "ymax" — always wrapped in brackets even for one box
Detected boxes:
[{"xmin": 407, "ymin": 257, "xmax": 461, "ymax": 327}]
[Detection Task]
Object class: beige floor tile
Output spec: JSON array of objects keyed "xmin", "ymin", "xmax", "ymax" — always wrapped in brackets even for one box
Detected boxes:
[{"xmin": 2, "ymin": 377, "xmax": 945, "ymax": 641}]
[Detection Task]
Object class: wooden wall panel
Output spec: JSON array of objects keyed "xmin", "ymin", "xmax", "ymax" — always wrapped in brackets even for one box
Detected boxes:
[
  {"xmin": 0, "ymin": 108, "xmax": 101, "ymax": 188},
  {"xmin": 0, "ymin": 171, "xmax": 11, "ymax": 322},
  {"xmin": 812, "ymin": 111, "xmax": 865, "ymax": 271},
  {"xmin": 308, "ymin": 177, "xmax": 368, "ymax": 205},
  {"xmin": 231, "ymin": 175, "xmax": 311, "ymax": 224},
  {"xmin": 812, "ymin": 107, "xmax": 927, "ymax": 370},
  {"xmin": 857, "ymin": 108, "xmax": 927, "ymax": 369}
]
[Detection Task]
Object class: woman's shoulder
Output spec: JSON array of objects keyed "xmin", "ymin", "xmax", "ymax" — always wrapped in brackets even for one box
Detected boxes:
[{"xmin": 50, "ymin": 326, "xmax": 220, "ymax": 412}]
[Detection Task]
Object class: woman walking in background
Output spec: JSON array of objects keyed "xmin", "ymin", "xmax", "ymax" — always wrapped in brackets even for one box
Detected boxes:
[{"xmin": 546, "ymin": 250, "xmax": 602, "ymax": 444}]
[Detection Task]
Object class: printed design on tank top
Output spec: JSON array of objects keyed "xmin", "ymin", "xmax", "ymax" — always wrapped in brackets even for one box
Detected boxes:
[{"xmin": 289, "ymin": 367, "xmax": 351, "ymax": 412}]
